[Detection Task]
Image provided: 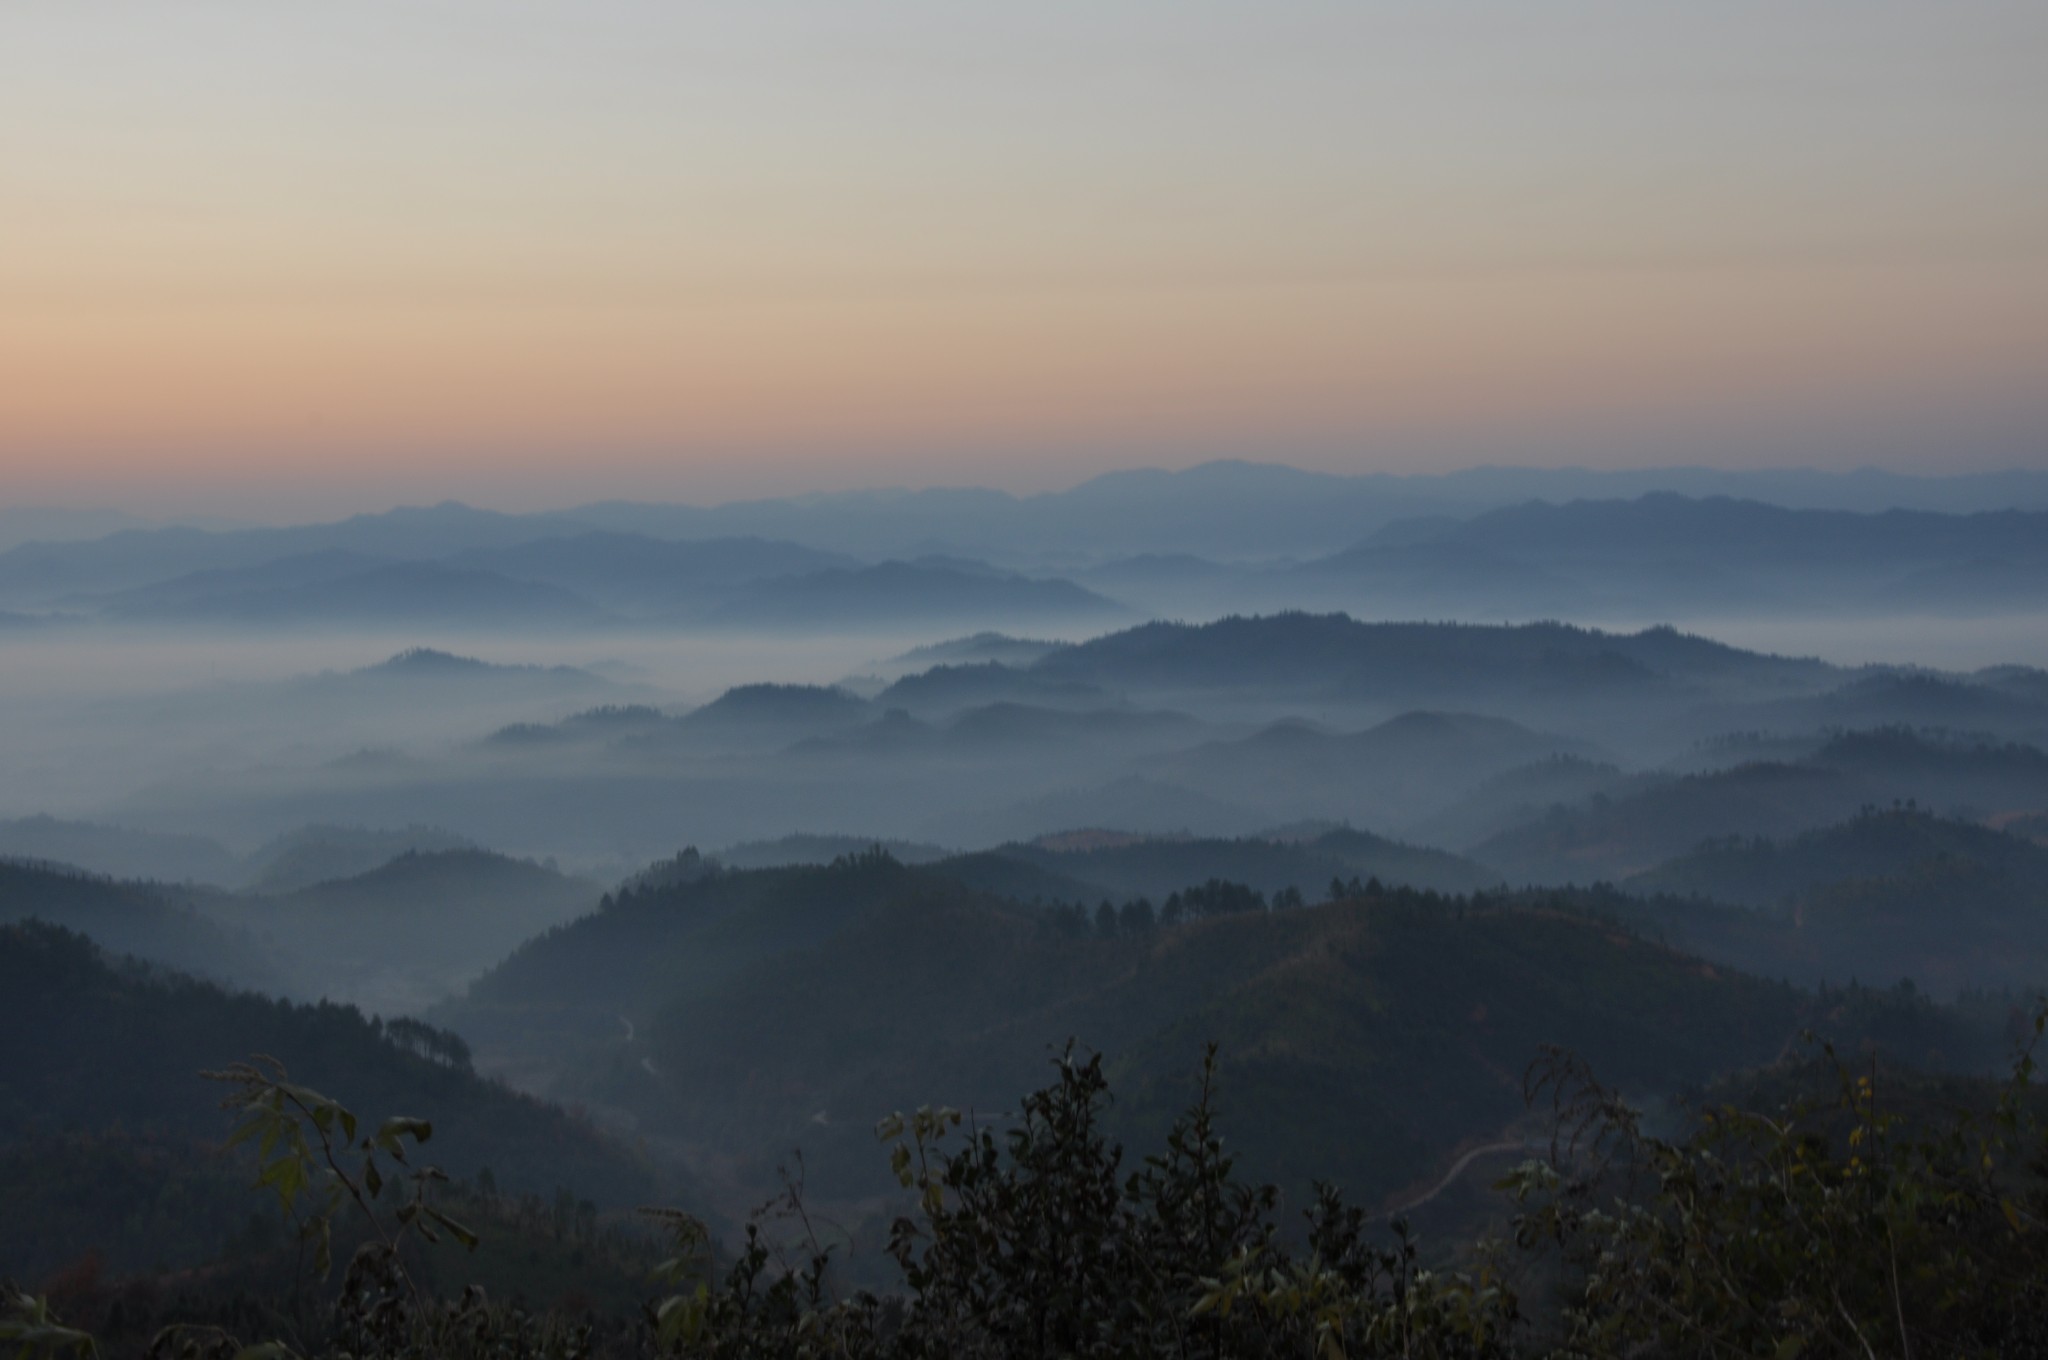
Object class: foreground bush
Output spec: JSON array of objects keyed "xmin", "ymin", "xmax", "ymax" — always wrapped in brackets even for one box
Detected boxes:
[
  {"xmin": 1509, "ymin": 1038, "xmax": 2048, "ymax": 1356},
  {"xmin": 9, "ymin": 1029, "xmax": 2048, "ymax": 1358}
]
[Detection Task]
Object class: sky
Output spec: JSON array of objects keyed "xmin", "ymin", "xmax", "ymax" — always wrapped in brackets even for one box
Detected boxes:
[{"xmin": 2, "ymin": 1, "xmax": 2045, "ymax": 518}]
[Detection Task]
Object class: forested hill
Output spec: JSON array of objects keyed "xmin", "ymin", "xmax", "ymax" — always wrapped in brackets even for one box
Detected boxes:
[
  {"xmin": 202, "ymin": 849, "xmax": 603, "ymax": 1013},
  {"xmin": 434, "ymin": 854, "xmax": 1984, "ymax": 1209},
  {"xmin": 242, "ymin": 822, "xmax": 478, "ymax": 894},
  {"xmin": 624, "ymin": 884, "xmax": 1984, "ymax": 1201},
  {"xmin": 0, "ymin": 859, "xmax": 280, "ymax": 990},
  {"xmin": 1028, "ymin": 614, "xmax": 1833, "ymax": 698},
  {"xmin": 0, "ymin": 815, "xmax": 240, "ymax": 885},
  {"xmin": 1476, "ymin": 729, "xmax": 2048, "ymax": 884},
  {"xmin": 1608, "ymin": 809, "xmax": 2048, "ymax": 996},
  {"xmin": 451, "ymin": 854, "xmax": 956, "ymax": 1041},
  {"xmin": 0, "ymin": 922, "xmax": 660, "ymax": 1209},
  {"xmin": 1627, "ymin": 809, "xmax": 2048, "ymax": 908},
  {"xmin": 951, "ymin": 827, "xmax": 1498, "ymax": 900}
]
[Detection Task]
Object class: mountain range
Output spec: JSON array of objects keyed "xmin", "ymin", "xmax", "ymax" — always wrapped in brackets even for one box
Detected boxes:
[
  {"xmin": 79, "ymin": 611, "xmax": 2048, "ymax": 872},
  {"xmin": 7, "ymin": 466, "xmax": 2048, "ymax": 630}
]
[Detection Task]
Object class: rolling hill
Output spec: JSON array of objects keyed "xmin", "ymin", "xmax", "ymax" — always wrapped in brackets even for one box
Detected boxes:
[
  {"xmin": 1461, "ymin": 729, "xmax": 2048, "ymax": 886},
  {"xmin": 979, "ymin": 827, "xmax": 1499, "ymax": 900},
  {"xmin": 440, "ymin": 854, "xmax": 945, "ymax": 1067},
  {"xmin": 1626, "ymin": 809, "xmax": 2048, "ymax": 909},
  {"xmin": 619, "ymin": 879, "xmax": 1933, "ymax": 1202},
  {"xmin": 1147, "ymin": 710, "xmax": 1596, "ymax": 829},
  {"xmin": 873, "ymin": 661, "xmax": 1111, "ymax": 716},
  {"xmin": 200, "ymin": 850, "xmax": 602, "ymax": 1014},
  {"xmin": 1472, "ymin": 762, "xmax": 1876, "ymax": 885},
  {"xmin": 431, "ymin": 855, "xmax": 1974, "ymax": 1213},
  {"xmin": 0, "ymin": 815, "xmax": 241, "ymax": 885},
  {"xmin": 881, "ymin": 631, "xmax": 1072, "ymax": 672},
  {"xmin": 0, "ymin": 860, "xmax": 283, "ymax": 992},
  {"xmin": 675, "ymin": 683, "xmax": 873, "ymax": 749},
  {"xmin": 241, "ymin": 822, "xmax": 481, "ymax": 894},
  {"xmin": 0, "ymin": 921, "xmax": 659, "ymax": 1211},
  {"xmin": 1405, "ymin": 756, "xmax": 1648, "ymax": 852},
  {"xmin": 1605, "ymin": 809, "xmax": 2048, "ymax": 997}
]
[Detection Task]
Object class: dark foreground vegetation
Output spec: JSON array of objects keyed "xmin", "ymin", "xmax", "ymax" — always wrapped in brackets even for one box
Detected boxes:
[{"xmin": 9, "ymin": 1021, "xmax": 2048, "ymax": 1359}]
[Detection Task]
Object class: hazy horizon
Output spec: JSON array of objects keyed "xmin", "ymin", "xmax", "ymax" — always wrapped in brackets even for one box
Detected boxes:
[
  {"xmin": 5, "ymin": 2, "xmax": 2044, "ymax": 518},
  {"xmin": 7, "ymin": 456, "xmax": 2048, "ymax": 529}
]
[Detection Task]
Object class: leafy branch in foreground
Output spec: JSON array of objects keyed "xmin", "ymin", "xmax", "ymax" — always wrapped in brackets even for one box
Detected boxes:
[
  {"xmin": 205, "ymin": 1056, "xmax": 477, "ymax": 1346},
  {"xmin": 1505, "ymin": 1015, "xmax": 2048, "ymax": 1357},
  {"xmin": 0, "ymin": 1286, "xmax": 97, "ymax": 1360}
]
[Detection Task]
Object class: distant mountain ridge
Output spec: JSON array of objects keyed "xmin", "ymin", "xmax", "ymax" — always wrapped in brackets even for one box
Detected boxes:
[
  {"xmin": 15, "ymin": 534, "xmax": 1124, "ymax": 632},
  {"xmin": 86, "ymin": 548, "xmax": 393, "ymax": 613},
  {"xmin": 359, "ymin": 647, "xmax": 595, "ymax": 682},
  {"xmin": 565, "ymin": 462, "xmax": 2048, "ymax": 560},
  {"xmin": 1368, "ymin": 494, "xmax": 2048, "ymax": 563},
  {"xmin": 94, "ymin": 559, "xmax": 613, "ymax": 630},
  {"xmin": 9, "ymin": 466, "xmax": 2048, "ymax": 616},
  {"xmin": 1030, "ymin": 614, "xmax": 1833, "ymax": 700},
  {"xmin": 0, "ymin": 503, "xmax": 591, "ymax": 603},
  {"xmin": 449, "ymin": 531, "xmax": 856, "ymax": 618},
  {"xmin": 1295, "ymin": 495, "xmax": 2048, "ymax": 618}
]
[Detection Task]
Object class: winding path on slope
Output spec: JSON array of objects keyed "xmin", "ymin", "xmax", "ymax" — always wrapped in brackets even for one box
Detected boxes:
[{"xmin": 1390, "ymin": 1140, "xmax": 1540, "ymax": 1215}]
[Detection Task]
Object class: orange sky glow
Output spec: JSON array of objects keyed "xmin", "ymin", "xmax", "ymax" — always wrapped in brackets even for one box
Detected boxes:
[{"xmin": 2, "ymin": 2, "xmax": 2043, "ymax": 516}]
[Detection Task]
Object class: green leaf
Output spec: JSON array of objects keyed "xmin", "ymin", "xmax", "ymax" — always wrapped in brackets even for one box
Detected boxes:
[
  {"xmin": 222, "ymin": 1113, "xmax": 270, "ymax": 1151},
  {"xmin": 425, "ymin": 1207, "xmax": 481, "ymax": 1251},
  {"xmin": 374, "ymin": 1117, "xmax": 433, "ymax": 1155}
]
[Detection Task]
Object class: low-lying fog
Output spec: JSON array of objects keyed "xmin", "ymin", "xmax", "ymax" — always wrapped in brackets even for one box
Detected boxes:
[
  {"xmin": 0, "ymin": 627, "xmax": 945, "ymax": 822},
  {"xmin": 5, "ymin": 609, "xmax": 2045, "ymax": 864}
]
